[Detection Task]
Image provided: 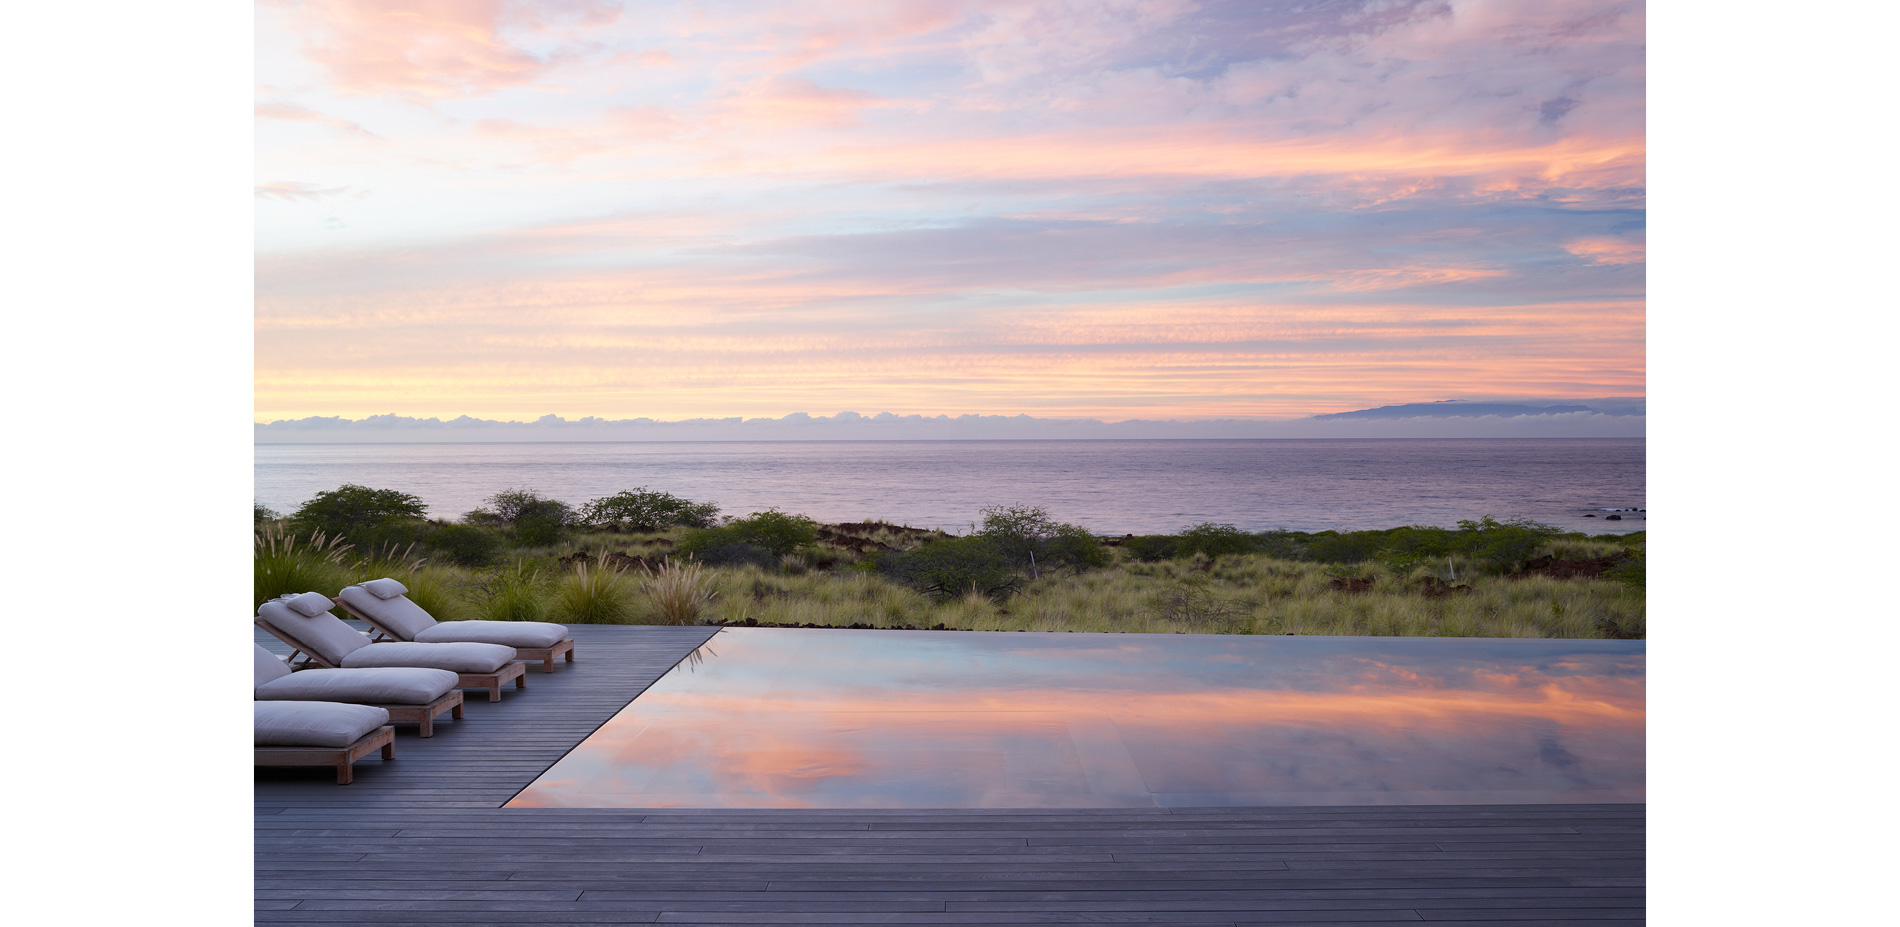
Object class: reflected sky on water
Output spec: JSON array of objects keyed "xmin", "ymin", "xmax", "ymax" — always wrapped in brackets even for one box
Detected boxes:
[{"xmin": 508, "ymin": 629, "xmax": 1644, "ymax": 809}]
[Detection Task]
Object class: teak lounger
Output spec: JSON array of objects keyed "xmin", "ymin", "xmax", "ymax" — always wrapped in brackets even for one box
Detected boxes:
[
  {"xmin": 334, "ymin": 578, "xmax": 575, "ymax": 672},
  {"xmin": 254, "ymin": 644, "xmax": 465, "ymax": 737},
  {"xmin": 257, "ymin": 592, "xmax": 528, "ymax": 701},
  {"xmin": 255, "ymin": 701, "xmax": 395, "ymax": 784}
]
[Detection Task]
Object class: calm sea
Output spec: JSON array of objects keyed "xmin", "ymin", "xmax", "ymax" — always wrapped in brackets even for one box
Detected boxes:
[{"xmin": 253, "ymin": 438, "xmax": 1645, "ymax": 535}]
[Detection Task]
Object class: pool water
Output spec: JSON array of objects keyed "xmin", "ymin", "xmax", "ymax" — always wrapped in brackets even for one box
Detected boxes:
[{"xmin": 507, "ymin": 629, "xmax": 1644, "ymax": 809}]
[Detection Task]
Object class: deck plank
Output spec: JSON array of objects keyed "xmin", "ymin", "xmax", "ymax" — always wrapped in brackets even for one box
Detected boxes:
[{"xmin": 256, "ymin": 623, "xmax": 1644, "ymax": 925}]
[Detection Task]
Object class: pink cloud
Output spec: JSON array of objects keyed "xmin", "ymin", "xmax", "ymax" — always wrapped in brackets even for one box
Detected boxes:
[
  {"xmin": 254, "ymin": 181, "xmax": 367, "ymax": 203},
  {"xmin": 254, "ymin": 101, "xmax": 379, "ymax": 138},
  {"xmin": 269, "ymin": 0, "xmax": 620, "ymax": 99},
  {"xmin": 1564, "ymin": 236, "xmax": 1645, "ymax": 265},
  {"xmin": 717, "ymin": 76, "xmax": 883, "ymax": 129}
]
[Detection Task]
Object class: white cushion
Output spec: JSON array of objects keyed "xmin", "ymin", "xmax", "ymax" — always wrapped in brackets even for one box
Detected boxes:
[
  {"xmin": 338, "ymin": 640, "xmax": 516, "ymax": 673},
  {"xmin": 257, "ymin": 598, "xmax": 371, "ymax": 666},
  {"xmin": 360, "ymin": 577, "xmax": 408, "ymax": 599},
  {"xmin": 254, "ymin": 644, "xmax": 293, "ymax": 688},
  {"xmin": 337, "ymin": 584, "xmax": 436, "ymax": 640},
  {"xmin": 255, "ymin": 701, "xmax": 389, "ymax": 748},
  {"xmin": 256, "ymin": 666, "xmax": 459, "ymax": 704},
  {"xmin": 415, "ymin": 620, "xmax": 568, "ymax": 649},
  {"xmin": 284, "ymin": 591, "xmax": 336, "ymax": 617}
]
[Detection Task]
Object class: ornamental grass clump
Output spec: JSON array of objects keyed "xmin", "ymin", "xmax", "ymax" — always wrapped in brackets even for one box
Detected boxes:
[
  {"xmin": 254, "ymin": 523, "xmax": 353, "ymax": 609},
  {"xmin": 641, "ymin": 559, "xmax": 717, "ymax": 625},
  {"xmin": 558, "ymin": 551, "xmax": 635, "ymax": 623},
  {"xmin": 477, "ymin": 560, "xmax": 550, "ymax": 622}
]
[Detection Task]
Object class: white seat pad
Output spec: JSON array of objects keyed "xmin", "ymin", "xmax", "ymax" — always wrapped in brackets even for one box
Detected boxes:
[
  {"xmin": 256, "ymin": 667, "xmax": 459, "ymax": 704},
  {"xmin": 337, "ymin": 640, "xmax": 516, "ymax": 673},
  {"xmin": 415, "ymin": 620, "xmax": 569, "ymax": 649},
  {"xmin": 255, "ymin": 701, "xmax": 389, "ymax": 748}
]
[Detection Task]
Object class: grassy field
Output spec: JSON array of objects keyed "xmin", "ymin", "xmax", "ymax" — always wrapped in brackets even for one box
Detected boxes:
[{"xmin": 256, "ymin": 515, "xmax": 1645, "ymax": 639}]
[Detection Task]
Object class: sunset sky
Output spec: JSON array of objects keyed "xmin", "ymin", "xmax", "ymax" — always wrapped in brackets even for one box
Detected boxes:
[{"xmin": 255, "ymin": 0, "xmax": 1645, "ymax": 423}]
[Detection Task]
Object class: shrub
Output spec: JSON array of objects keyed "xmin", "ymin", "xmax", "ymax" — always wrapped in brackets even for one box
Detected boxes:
[
  {"xmin": 1176, "ymin": 522, "xmax": 1254, "ymax": 559},
  {"xmin": 641, "ymin": 559, "xmax": 717, "ymax": 625},
  {"xmin": 427, "ymin": 522, "xmax": 505, "ymax": 567},
  {"xmin": 1122, "ymin": 535, "xmax": 1178, "ymax": 562},
  {"xmin": 1603, "ymin": 553, "xmax": 1645, "ymax": 591},
  {"xmin": 254, "ymin": 502, "xmax": 280, "ymax": 525},
  {"xmin": 732, "ymin": 509, "xmax": 820, "ymax": 558},
  {"xmin": 879, "ymin": 536, "xmax": 1021, "ymax": 602},
  {"xmin": 974, "ymin": 504, "xmax": 1105, "ymax": 577},
  {"xmin": 254, "ymin": 523, "xmax": 352, "ymax": 609},
  {"xmin": 465, "ymin": 488, "xmax": 575, "ymax": 547},
  {"xmin": 558, "ymin": 552, "xmax": 634, "ymax": 623},
  {"xmin": 1454, "ymin": 516, "xmax": 1562, "ymax": 573},
  {"xmin": 350, "ymin": 518, "xmax": 432, "ymax": 557},
  {"xmin": 1044, "ymin": 523, "xmax": 1111, "ymax": 573},
  {"xmin": 579, "ymin": 488, "xmax": 720, "ymax": 531},
  {"xmin": 292, "ymin": 484, "xmax": 428, "ymax": 540},
  {"xmin": 681, "ymin": 536, "xmax": 777, "ymax": 569},
  {"xmin": 1306, "ymin": 531, "xmax": 1381, "ymax": 564},
  {"xmin": 680, "ymin": 509, "xmax": 819, "ymax": 562}
]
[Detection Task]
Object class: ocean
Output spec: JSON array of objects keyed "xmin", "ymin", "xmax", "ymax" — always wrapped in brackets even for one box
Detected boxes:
[{"xmin": 253, "ymin": 438, "xmax": 1645, "ymax": 536}]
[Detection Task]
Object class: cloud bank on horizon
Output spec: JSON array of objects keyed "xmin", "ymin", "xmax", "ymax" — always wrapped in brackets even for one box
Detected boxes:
[
  {"xmin": 255, "ymin": 398, "xmax": 1646, "ymax": 441},
  {"xmin": 256, "ymin": 0, "xmax": 1644, "ymax": 422}
]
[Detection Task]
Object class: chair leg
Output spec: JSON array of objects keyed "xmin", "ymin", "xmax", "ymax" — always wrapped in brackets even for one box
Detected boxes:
[
  {"xmin": 381, "ymin": 742, "xmax": 395, "ymax": 760},
  {"xmin": 336, "ymin": 762, "xmax": 353, "ymax": 785},
  {"xmin": 418, "ymin": 715, "xmax": 433, "ymax": 738}
]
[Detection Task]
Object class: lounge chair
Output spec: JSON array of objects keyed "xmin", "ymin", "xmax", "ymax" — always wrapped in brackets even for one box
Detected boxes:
[
  {"xmin": 254, "ymin": 644, "xmax": 464, "ymax": 737},
  {"xmin": 255, "ymin": 701, "xmax": 394, "ymax": 784},
  {"xmin": 256, "ymin": 592, "xmax": 528, "ymax": 701},
  {"xmin": 334, "ymin": 578, "xmax": 575, "ymax": 673}
]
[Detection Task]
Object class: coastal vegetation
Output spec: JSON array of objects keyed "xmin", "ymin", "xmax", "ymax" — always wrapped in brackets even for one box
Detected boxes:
[{"xmin": 255, "ymin": 485, "xmax": 1645, "ymax": 639}]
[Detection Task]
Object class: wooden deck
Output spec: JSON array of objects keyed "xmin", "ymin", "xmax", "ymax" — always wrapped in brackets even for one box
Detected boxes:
[{"xmin": 256, "ymin": 624, "xmax": 1645, "ymax": 925}]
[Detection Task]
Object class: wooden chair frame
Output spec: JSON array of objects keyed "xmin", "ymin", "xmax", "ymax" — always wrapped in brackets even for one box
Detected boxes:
[
  {"xmin": 332, "ymin": 596, "xmax": 576, "ymax": 673},
  {"xmin": 256, "ymin": 618, "xmax": 530, "ymax": 702},
  {"xmin": 255, "ymin": 725, "xmax": 394, "ymax": 784}
]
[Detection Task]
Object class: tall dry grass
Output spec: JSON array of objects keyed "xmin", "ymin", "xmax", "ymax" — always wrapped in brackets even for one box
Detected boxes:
[
  {"xmin": 640, "ymin": 559, "xmax": 718, "ymax": 625},
  {"xmin": 254, "ymin": 523, "xmax": 353, "ymax": 609}
]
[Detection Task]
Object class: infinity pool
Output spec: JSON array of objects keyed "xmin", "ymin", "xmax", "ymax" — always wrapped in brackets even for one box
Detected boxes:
[{"xmin": 508, "ymin": 629, "xmax": 1644, "ymax": 809}]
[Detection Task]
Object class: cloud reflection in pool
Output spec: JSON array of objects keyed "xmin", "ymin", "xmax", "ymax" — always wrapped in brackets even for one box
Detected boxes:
[{"xmin": 507, "ymin": 629, "xmax": 1643, "ymax": 809}]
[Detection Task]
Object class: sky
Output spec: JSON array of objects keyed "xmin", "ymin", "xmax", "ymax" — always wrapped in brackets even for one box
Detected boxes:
[{"xmin": 255, "ymin": 0, "xmax": 1645, "ymax": 424}]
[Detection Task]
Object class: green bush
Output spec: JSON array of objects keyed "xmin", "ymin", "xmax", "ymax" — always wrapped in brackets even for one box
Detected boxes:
[
  {"xmin": 427, "ymin": 522, "xmax": 505, "ymax": 567},
  {"xmin": 678, "ymin": 534, "xmax": 777, "ymax": 569},
  {"xmin": 292, "ymin": 484, "xmax": 427, "ymax": 540},
  {"xmin": 254, "ymin": 502, "xmax": 280, "ymax": 525},
  {"xmin": 1454, "ymin": 516, "xmax": 1562, "ymax": 573},
  {"xmin": 974, "ymin": 504, "xmax": 1106, "ymax": 576},
  {"xmin": 879, "ymin": 536, "xmax": 1021, "ymax": 602},
  {"xmin": 1604, "ymin": 553, "xmax": 1645, "ymax": 591},
  {"xmin": 1306, "ymin": 531, "xmax": 1382, "ymax": 564},
  {"xmin": 680, "ymin": 509, "xmax": 819, "ymax": 562},
  {"xmin": 350, "ymin": 518, "xmax": 432, "ymax": 557},
  {"xmin": 579, "ymin": 488, "xmax": 720, "ymax": 531},
  {"xmin": 1044, "ymin": 523, "xmax": 1111, "ymax": 573},
  {"xmin": 1122, "ymin": 535, "xmax": 1178, "ymax": 562},
  {"xmin": 465, "ymin": 488, "xmax": 575, "ymax": 547},
  {"xmin": 1176, "ymin": 522, "xmax": 1255, "ymax": 559}
]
